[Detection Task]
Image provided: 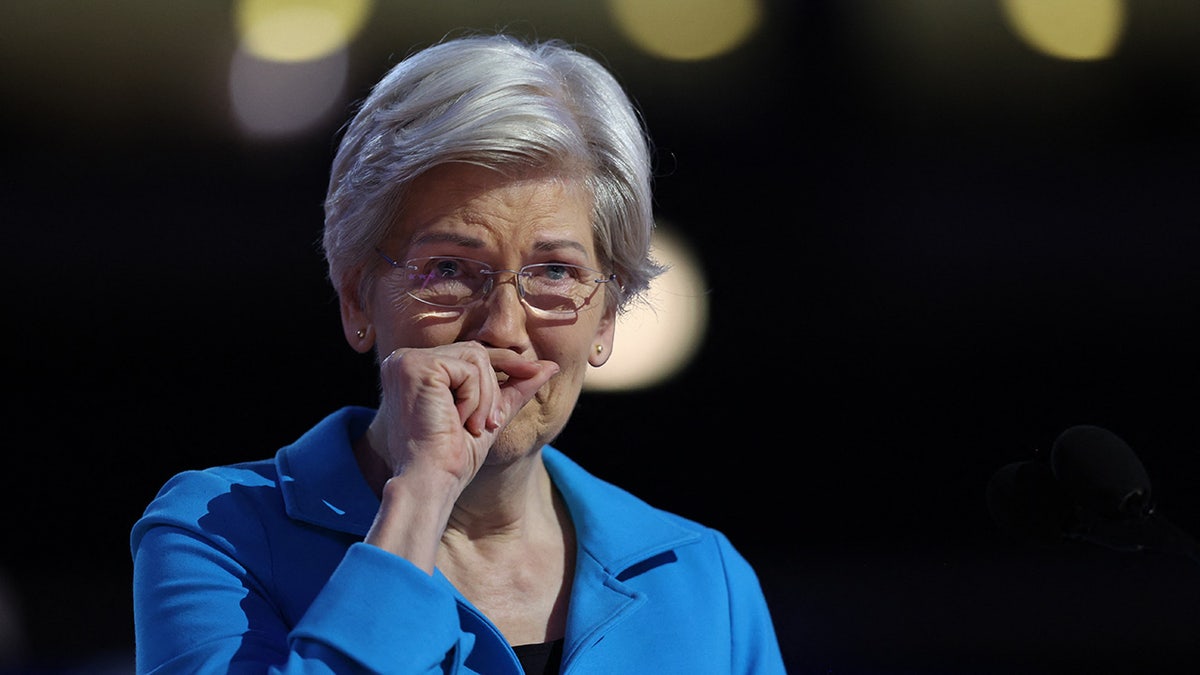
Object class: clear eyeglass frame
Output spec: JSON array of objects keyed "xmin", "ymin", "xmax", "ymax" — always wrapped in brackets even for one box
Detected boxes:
[{"xmin": 375, "ymin": 248, "xmax": 616, "ymax": 317}]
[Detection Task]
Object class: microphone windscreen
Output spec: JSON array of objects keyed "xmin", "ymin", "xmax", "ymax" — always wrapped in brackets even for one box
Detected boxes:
[
  {"xmin": 987, "ymin": 460, "xmax": 1075, "ymax": 543},
  {"xmin": 1050, "ymin": 425, "xmax": 1152, "ymax": 519}
]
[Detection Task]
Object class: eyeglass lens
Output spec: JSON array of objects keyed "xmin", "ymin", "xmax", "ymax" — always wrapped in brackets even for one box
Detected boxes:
[{"xmin": 402, "ymin": 256, "xmax": 606, "ymax": 314}]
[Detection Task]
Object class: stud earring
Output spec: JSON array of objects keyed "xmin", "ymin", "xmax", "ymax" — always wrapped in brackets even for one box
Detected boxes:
[
  {"xmin": 356, "ymin": 328, "xmax": 366, "ymax": 339},
  {"xmin": 595, "ymin": 345, "xmax": 603, "ymax": 355}
]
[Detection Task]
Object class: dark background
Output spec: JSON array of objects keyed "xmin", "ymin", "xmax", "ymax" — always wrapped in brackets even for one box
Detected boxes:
[{"xmin": 3, "ymin": 2, "xmax": 1198, "ymax": 673}]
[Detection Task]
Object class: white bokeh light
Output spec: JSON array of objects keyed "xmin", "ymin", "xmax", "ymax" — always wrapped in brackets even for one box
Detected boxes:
[
  {"xmin": 229, "ymin": 46, "xmax": 348, "ymax": 140},
  {"xmin": 584, "ymin": 226, "xmax": 710, "ymax": 391}
]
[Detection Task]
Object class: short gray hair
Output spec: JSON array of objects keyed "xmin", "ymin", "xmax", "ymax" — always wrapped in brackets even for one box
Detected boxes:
[{"xmin": 322, "ymin": 33, "xmax": 665, "ymax": 313}]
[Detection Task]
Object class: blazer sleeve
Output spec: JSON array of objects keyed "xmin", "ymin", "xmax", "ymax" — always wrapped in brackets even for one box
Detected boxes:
[
  {"xmin": 716, "ymin": 531, "xmax": 789, "ymax": 674},
  {"xmin": 130, "ymin": 471, "xmax": 471, "ymax": 674}
]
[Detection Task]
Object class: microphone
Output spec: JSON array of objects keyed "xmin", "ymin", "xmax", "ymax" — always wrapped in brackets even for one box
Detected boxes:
[
  {"xmin": 1050, "ymin": 424, "xmax": 1151, "ymax": 520},
  {"xmin": 986, "ymin": 456, "xmax": 1075, "ymax": 545},
  {"xmin": 988, "ymin": 425, "xmax": 1200, "ymax": 565}
]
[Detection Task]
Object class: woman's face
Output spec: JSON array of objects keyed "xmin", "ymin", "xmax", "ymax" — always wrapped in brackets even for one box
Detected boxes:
[{"xmin": 350, "ymin": 163, "xmax": 616, "ymax": 461}]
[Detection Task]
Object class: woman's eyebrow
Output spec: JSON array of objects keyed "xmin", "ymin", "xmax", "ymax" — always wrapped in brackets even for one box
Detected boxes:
[
  {"xmin": 410, "ymin": 233, "xmax": 588, "ymax": 255},
  {"xmin": 531, "ymin": 238, "xmax": 587, "ymax": 254},
  {"xmin": 409, "ymin": 231, "xmax": 486, "ymax": 249}
]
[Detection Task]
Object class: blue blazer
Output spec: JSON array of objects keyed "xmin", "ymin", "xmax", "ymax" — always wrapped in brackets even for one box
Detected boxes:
[{"xmin": 131, "ymin": 406, "xmax": 787, "ymax": 673}]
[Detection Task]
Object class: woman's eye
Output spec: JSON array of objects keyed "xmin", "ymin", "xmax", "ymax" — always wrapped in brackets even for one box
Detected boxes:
[
  {"xmin": 539, "ymin": 264, "xmax": 575, "ymax": 281},
  {"xmin": 433, "ymin": 259, "xmax": 462, "ymax": 277}
]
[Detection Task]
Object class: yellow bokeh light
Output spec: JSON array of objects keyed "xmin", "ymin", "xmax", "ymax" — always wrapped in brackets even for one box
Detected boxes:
[
  {"xmin": 584, "ymin": 226, "xmax": 709, "ymax": 392},
  {"xmin": 608, "ymin": 0, "xmax": 762, "ymax": 61},
  {"xmin": 235, "ymin": 0, "xmax": 372, "ymax": 63},
  {"xmin": 1000, "ymin": 0, "xmax": 1125, "ymax": 61}
]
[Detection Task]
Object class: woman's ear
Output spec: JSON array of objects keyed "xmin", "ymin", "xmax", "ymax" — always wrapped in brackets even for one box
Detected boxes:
[
  {"xmin": 339, "ymin": 276, "xmax": 374, "ymax": 354},
  {"xmin": 588, "ymin": 306, "xmax": 617, "ymax": 367}
]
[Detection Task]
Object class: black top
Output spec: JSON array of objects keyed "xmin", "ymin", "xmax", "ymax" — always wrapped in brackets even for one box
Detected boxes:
[{"xmin": 512, "ymin": 638, "xmax": 564, "ymax": 675}]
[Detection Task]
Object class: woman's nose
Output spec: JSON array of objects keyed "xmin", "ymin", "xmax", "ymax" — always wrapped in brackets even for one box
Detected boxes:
[
  {"xmin": 474, "ymin": 271, "xmax": 529, "ymax": 343},
  {"xmin": 481, "ymin": 270, "xmax": 525, "ymax": 306}
]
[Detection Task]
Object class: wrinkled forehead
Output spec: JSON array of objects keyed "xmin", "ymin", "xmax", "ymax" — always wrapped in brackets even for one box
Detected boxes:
[{"xmin": 384, "ymin": 163, "xmax": 597, "ymax": 257}]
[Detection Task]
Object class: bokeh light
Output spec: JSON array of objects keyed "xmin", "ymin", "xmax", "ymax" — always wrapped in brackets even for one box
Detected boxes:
[
  {"xmin": 1000, "ymin": 0, "xmax": 1126, "ymax": 61},
  {"xmin": 608, "ymin": 0, "xmax": 762, "ymax": 61},
  {"xmin": 229, "ymin": 46, "xmax": 349, "ymax": 139},
  {"xmin": 584, "ymin": 226, "xmax": 710, "ymax": 391},
  {"xmin": 235, "ymin": 0, "xmax": 373, "ymax": 63}
]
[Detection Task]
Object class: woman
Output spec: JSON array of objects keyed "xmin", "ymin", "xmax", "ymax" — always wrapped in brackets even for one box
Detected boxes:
[{"xmin": 131, "ymin": 33, "xmax": 786, "ymax": 674}]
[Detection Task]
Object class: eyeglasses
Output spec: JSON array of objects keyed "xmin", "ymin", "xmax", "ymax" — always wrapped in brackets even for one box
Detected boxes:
[{"xmin": 375, "ymin": 250, "xmax": 616, "ymax": 316}]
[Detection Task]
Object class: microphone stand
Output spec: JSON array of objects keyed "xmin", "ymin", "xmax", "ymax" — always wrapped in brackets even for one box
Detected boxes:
[{"xmin": 1068, "ymin": 508, "xmax": 1200, "ymax": 568}]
